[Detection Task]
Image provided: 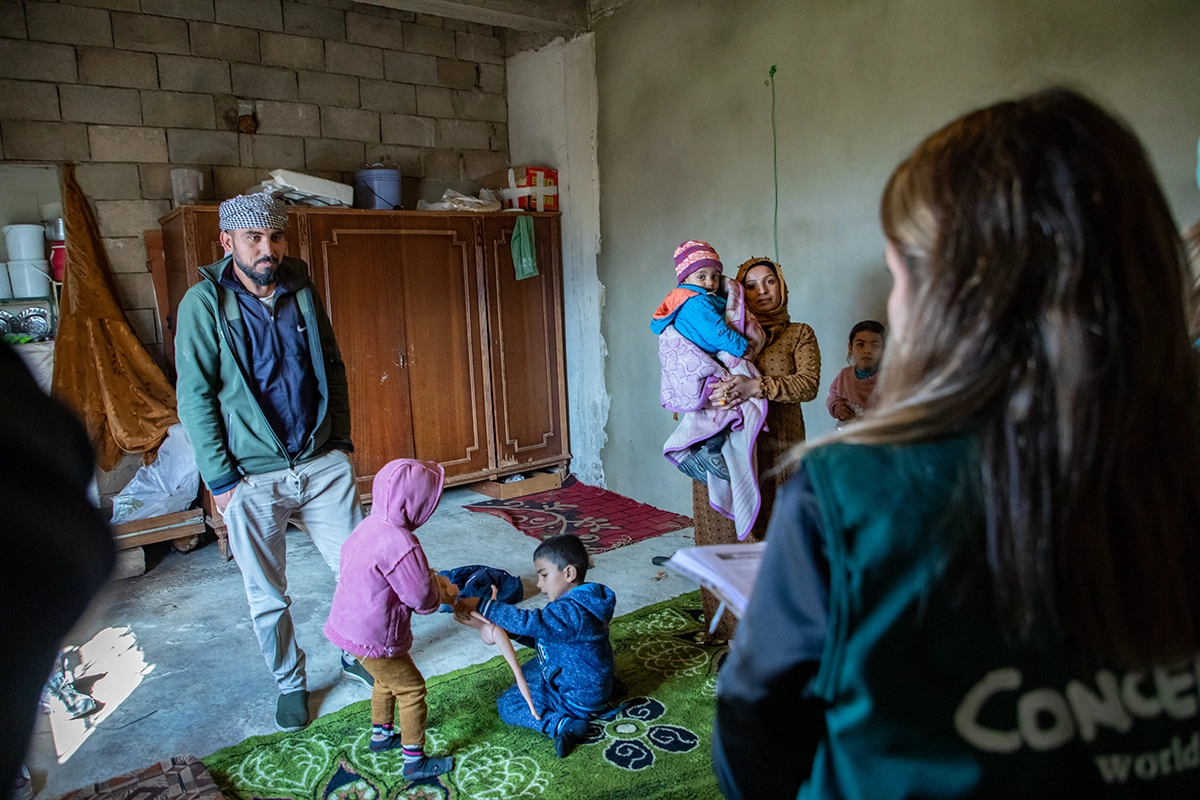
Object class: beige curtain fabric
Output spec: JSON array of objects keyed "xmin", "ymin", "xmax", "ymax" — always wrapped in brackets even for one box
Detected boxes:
[{"xmin": 51, "ymin": 164, "xmax": 177, "ymax": 470}]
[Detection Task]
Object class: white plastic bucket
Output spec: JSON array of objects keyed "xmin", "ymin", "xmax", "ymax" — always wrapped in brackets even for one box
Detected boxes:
[
  {"xmin": 9, "ymin": 259, "xmax": 51, "ymax": 298},
  {"xmin": 0, "ymin": 263, "xmax": 12, "ymax": 299},
  {"xmin": 353, "ymin": 167, "xmax": 401, "ymax": 209},
  {"xmin": 3, "ymin": 224, "xmax": 46, "ymax": 261}
]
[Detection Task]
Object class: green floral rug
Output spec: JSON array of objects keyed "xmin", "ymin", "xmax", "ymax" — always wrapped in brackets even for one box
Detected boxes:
[{"xmin": 203, "ymin": 591, "xmax": 725, "ymax": 800}]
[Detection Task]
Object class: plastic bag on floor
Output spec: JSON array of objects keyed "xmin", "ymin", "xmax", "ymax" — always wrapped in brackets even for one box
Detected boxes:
[{"xmin": 110, "ymin": 424, "xmax": 200, "ymax": 523}]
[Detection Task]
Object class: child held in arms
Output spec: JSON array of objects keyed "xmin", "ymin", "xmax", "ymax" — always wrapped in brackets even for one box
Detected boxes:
[
  {"xmin": 456, "ymin": 534, "xmax": 616, "ymax": 758},
  {"xmin": 324, "ymin": 459, "xmax": 458, "ymax": 780},
  {"xmin": 650, "ymin": 240, "xmax": 762, "ymax": 481},
  {"xmin": 826, "ymin": 320, "xmax": 885, "ymax": 428}
]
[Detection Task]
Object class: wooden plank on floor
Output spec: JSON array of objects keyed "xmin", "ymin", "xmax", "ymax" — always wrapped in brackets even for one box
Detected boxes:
[{"xmin": 112, "ymin": 509, "xmax": 205, "ymax": 550}]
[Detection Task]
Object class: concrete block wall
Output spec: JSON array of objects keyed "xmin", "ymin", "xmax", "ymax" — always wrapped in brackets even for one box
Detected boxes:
[{"xmin": 0, "ymin": 0, "xmax": 511, "ymax": 364}]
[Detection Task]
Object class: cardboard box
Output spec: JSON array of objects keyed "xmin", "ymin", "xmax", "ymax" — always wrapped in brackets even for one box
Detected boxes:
[
  {"xmin": 481, "ymin": 166, "xmax": 559, "ymax": 212},
  {"xmin": 468, "ymin": 468, "xmax": 564, "ymax": 500}
]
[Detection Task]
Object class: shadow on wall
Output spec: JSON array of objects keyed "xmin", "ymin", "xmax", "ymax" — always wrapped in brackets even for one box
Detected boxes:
[{"xmin": 853, "ymin": 258, "xmax": 892, "ymax": 331}]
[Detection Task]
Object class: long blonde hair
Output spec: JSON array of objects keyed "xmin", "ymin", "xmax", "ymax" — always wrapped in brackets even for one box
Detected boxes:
[{"xmin": 832, "ymin": 90, "xmax": 1200, "ymax": 667}]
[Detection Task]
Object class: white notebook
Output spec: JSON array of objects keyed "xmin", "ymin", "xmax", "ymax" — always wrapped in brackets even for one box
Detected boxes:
[{"xmin": 665, "ymin": 542, "xmax": 766, "ymax": 619}]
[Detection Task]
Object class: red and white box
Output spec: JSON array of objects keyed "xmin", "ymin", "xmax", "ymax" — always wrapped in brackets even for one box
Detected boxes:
[{"xmin": 481, "ymin": 166, "xmax": 559, "ymax": 212}]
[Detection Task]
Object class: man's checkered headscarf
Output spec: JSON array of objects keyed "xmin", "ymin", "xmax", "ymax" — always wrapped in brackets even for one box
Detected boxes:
[{"xmin": 219, "ymin": 192, "xmax": 288, "ymax": 232}]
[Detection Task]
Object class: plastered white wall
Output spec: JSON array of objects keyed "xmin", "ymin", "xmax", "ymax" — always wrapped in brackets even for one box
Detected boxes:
[
  {"xmin": 507, "ymin": 34, "xmax": 609, "ymax": 486},
  {"xmin": 593, "ymin": 0, "xmax": 1200, "ymax": 515}
]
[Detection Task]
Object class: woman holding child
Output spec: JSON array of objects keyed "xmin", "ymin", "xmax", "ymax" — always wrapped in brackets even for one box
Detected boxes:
[{"xmin": 693, "ymin": 256, "xmax": 821, "ymax": 636}]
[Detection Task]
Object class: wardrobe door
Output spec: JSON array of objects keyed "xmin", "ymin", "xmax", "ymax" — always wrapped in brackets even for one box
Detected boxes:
[
  {"xmin": 392, "ymin": 215, "xmax": 492, "ymax": 480},
  {"xmin": 306, "ymin": 212, "xmax": 492, "ymax": 487},
  {"xmin": 305, "ymin": 212, "xmax": 418, "ymax": 491},
  {"xmin": 481, "ymin": 215, "xmax": 570, "ymax": 469}
]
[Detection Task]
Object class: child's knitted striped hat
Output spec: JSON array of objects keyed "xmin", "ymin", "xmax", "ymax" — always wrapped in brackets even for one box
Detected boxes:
[{"xmin": 674, "ymin": 240, "xmax": 723, "ymax": 283}]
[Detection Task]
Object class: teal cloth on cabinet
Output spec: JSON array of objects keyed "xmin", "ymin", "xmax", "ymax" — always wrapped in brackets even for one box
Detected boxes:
[{"xmin": 511, "ymin": 215, "xmax": 538, "ymax": 281}]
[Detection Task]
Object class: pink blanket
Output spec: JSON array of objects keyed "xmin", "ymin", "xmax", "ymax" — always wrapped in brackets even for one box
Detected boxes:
[{"xmin": 658, "ymin": 281, "xmax": 767, "ymax": 540}]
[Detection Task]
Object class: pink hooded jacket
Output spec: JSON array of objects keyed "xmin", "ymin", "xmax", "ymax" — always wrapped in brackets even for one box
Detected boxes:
[{"xmin": 324, "ymin": 459, "xmax": 445, "ymax": 659}]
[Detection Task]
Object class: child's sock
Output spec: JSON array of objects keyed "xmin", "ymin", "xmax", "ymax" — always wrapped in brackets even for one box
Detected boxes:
[
  {"xmin": 402, "ymin": 745, "xmax": 453, "ymax": 779},
  {"xmin": 369, "ymin": 723, "xmax": 400, "ymax": 752}
]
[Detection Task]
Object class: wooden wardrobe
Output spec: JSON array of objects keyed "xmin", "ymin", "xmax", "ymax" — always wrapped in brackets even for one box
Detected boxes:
[{"xmin": 158, "ymin": 207, "xmax": 571, "ymax": 520}]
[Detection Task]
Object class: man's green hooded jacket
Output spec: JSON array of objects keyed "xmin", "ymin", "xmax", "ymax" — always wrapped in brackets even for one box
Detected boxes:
[{"xmin": 175, "ymin": 256, "xmax": 352, "ymax": 493}]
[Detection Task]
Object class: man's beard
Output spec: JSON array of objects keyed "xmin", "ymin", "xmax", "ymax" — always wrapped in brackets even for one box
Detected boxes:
[{"xmin": 234, "ymin": 253, "xmax": 279, "ymax": 287}]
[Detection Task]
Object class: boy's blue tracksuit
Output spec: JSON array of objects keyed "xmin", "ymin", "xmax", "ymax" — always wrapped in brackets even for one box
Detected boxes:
[{"xmin": 478, "ymin": 582, "xmax": 616, "ymax": 737}]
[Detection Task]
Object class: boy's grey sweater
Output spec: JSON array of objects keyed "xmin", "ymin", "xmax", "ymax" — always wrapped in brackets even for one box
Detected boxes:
[{"xmin": 480, "ymin": 582, "xmax": 616, "ymax": 715}]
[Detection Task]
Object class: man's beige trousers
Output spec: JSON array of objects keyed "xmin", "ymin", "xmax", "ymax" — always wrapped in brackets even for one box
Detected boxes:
[{"xmin": 223, "ymin": 450, "xmax": 364, "ymax": 692}]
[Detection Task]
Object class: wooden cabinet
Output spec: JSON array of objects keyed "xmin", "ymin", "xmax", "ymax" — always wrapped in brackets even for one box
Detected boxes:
[
  {"xmin": 301, "ymin": 212, "xmax": 493, "ymax": 489},
  {"xmin": 481, "ymin": 215, "xmax": 568, "ymax": 469},
  {"xmin": 159, "ymin": 207, "xmax": 570, "ymax": 498}
]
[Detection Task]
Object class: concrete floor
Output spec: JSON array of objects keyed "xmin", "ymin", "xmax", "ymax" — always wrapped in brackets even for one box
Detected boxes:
[{"xmin": 24, "ymin": 486, "xmax": 696, "ymax": 798}]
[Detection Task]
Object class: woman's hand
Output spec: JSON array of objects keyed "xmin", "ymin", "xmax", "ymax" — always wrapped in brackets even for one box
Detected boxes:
[{"xmin": 710, "ymin": 376, "xmax": 762, "ymax": 407}]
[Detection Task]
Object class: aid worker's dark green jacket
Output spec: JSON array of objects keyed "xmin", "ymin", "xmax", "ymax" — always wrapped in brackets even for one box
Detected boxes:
[{"xmin": 715, "ymin": 436, "xmax": 1200, "ymax": 799}]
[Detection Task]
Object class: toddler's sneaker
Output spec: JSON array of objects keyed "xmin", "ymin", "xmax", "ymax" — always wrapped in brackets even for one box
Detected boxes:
[
  {"xmin": 676, "ymin": 446, "xmax": 710, "ymax": 482},
  {"xmin": 370, "ymin": 734, "xmax": 402, "ymax": 753},
  {"xmin": 701, "ymin": 437, "xmax": 731, "ymax": 481},
  {"xmin": 403, "ymin": 755, "xmax": 453, "ymax": 780}
]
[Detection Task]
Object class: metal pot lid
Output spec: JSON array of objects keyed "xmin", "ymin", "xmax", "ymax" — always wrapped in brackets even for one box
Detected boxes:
[{"xmin": 16, "ymin": 307, "xmax": 50, "ymax": 336}]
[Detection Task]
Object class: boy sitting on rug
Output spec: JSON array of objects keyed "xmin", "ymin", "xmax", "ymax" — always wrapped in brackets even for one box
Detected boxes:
[
  {"xmin": 324, "ymin": 458, "xmax": 458, "ymax": 780},
  {"xmin": 455, "ymin": 534, "xmax": 616, "ymax": 758}
]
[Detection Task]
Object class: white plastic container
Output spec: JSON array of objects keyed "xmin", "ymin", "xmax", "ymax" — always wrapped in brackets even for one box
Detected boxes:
[
  {"xmin": 3, "ymin": 224, "xmax": 46, "ymax": 261},
  {"xmin": 0, "ymin": 263, "xmax": 12, "ymax": 299},
  {"xmin": 9, "ymin": 259, "xmax": 51, "ymax": 298}
]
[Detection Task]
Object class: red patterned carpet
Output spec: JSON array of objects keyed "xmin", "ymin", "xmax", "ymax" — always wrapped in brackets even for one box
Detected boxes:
[{"xmin": 464, "ymin": 477, "xmax": 693, "ymax": 554}]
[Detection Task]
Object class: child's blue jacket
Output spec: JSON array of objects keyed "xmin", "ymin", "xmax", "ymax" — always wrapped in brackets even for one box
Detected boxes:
[
  {"xmin": 649, "ymin": 285, "xmax": 748, "ymax": 356},
  {"xmin": 479, "ymin": 582, "xmax": 617, "ymax": 715}
]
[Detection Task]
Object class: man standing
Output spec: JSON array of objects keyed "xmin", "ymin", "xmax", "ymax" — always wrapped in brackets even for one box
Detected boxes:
[{"xmin": 176, "ymin": 192, "xmax": 369, "ymax": 732}]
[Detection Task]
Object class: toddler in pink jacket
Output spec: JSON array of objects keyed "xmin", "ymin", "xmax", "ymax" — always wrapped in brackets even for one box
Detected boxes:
[{"xmin": 325, "ymin": 459, "xmax": 457, "ymax": 780}]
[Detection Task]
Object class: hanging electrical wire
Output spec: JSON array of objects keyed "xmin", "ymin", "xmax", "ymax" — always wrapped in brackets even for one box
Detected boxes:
[{"xmin": 769, "ymin": 64, "xmax": 779, "ymax": 263}]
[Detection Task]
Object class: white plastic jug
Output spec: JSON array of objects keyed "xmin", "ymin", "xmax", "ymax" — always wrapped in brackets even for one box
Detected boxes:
[
  {"xmin": 9, "ymin": 259, "xmax": 51, "ymax": 298},
  {"xmin": 3, "ymin": 224, "xmax": 46, "ymax": 261}
]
